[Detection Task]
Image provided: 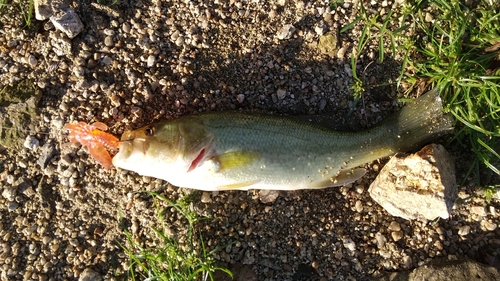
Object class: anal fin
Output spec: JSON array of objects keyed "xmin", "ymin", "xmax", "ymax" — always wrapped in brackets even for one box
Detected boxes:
[
  {"xmin": 215, "ymin": 180, "xmax": 261, "ymax": 190},
  {"xmin": 311, "ymin": 168, "xmax": 366, "ymax": 189}
]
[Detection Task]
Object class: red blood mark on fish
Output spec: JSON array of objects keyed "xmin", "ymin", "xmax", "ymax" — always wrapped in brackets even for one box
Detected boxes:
[{"xmin": 188, "ymin": 149, "xmax": 206, "ymax": 172}]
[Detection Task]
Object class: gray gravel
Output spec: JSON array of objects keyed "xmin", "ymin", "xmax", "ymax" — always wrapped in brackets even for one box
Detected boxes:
[{"xmin": 0, "ymin": 0, "xmax": 499, "ymax": 280}]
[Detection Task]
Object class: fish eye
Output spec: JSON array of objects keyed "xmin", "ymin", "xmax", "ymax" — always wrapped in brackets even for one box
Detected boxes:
[{"xmin": 145, "ymin": 126, "xmax": 155, "ymax": 136}]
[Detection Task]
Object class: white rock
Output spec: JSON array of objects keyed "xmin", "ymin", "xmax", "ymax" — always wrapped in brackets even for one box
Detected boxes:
[
  {"xmin": 277, "ymin": 24, "xmax": 296, "ymax": 40},
  {"xmin": 391, "ymin": 231, "xmax": 403, "ymax": 242},
  {"xmin": 458, "ymin": 225, "xmax": 470, "ymax": 236},
  {"xmin": 101, "ymin": 56, "xmax": 113, "ymax": 65},
  {"xmin": 388, "ymin": 221, "xmax": 401, "ymax": 232},
  {"xmin": 73, "ymin": 66, "xmax": 85, "ymax": 77},
  {"xmin": 314, "ymin": 25, "xmax": 326, "ymax": 36},
  {"xmin": 276, "ymin": 88, "xmax": 287, "ymax": 100},
  {"xmin": 147, "ymin": 55, "xmax": 156, "ymax": 68},
  {"xmin": 79, "ymin": 268, "xmax": 103, "ymax": 281},
  {"xmin": 369, "ymin": 144, "xmax": 457, "ymax": 221},
  {"xmin": 122, "ymin": 22, "xmax": 131, "ymax": 33},
  {"xmin": 50, "ymin": 8, "xmax": 84, "ymax": 39},
  {"xmin": 200, "ymin": 192, "xmax": 212, "ymax": 203},
  {"xmin": 34, "ymin": 0, "xmax": 52, "ymax": 20},
  {"xmin": 23, "ymin": 136, "xmax": 40, "ymax": 151},
  {"xmin": 236, "ymin": 94, "xmax": 245, "ymax": 103},
  {"xmin": 355, "ymin": 200, "xmax": 363, "ymax": 212},
  {"xmin": 342, "ymin": 237, "xmax": 356, "ymax": 252},
  {"xmin": 2, "ymin": 187, "xmax": 16, "ymax": 201},
  {"xmin": 259, "ymin": 190, "xmax": 280, "ymax": 203},
  {"xmin": 28, "ymin": 55, "xmax": 38, "ymax": 67},
  {"xmin": 375, "ymin": 232, "xmax": 387, "ymax": 248}
]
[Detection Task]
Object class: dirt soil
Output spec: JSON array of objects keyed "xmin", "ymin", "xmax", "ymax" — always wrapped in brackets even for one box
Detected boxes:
[{"xmin": 0, "ymin": 0, "xmax": 499, "ymax": 280}]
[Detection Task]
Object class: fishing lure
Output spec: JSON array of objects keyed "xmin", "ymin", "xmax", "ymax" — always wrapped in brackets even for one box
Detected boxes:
[{"xmin": 64, "ymin": 121, "xmax": 120, "ymax": 169}]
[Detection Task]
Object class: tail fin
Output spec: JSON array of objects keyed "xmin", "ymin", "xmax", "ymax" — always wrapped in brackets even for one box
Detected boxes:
[{"xmin": 386, "ymin": 88, "xmax": 454, "ymax": 152}]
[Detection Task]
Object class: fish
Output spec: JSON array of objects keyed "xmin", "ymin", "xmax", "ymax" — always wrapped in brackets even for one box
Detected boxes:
[
  {"xmin": 64, "ymin": 121, "xmax": 120, "ymax": 169},
  {"xmin": 112, "ymin": 88, "xmax": 454, "ymax": 190}
]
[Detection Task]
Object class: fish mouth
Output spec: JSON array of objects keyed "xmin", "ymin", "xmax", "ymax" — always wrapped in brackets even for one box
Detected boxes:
[
  {"xmin": 113, "ymin": 138, "xmax": 150, "ymax": 162},
  {"xmin": 120, "ymin": 130, "xmax": 137, "ymax": 141}
]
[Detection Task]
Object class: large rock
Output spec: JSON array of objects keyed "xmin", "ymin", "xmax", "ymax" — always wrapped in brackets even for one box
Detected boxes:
[
  {"xmin": 372, "ymin": 256, "xmax": 500, "ymax": 281},
  {"xmin": 369, "ymin": 144, "xmax": 457, "ymax": 221},
  {"xmin": 51, "ymin": 7, "xmax": 84, "ymax": 39},
  {"xmin": 34, "ymin": 0, "xmax": 84, "ymax": 38}
]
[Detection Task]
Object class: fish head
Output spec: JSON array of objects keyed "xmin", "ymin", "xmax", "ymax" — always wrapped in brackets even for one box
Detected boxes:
[{"xmin": 112, "ymin": 118, "xmax": 215, "ymax": 180}]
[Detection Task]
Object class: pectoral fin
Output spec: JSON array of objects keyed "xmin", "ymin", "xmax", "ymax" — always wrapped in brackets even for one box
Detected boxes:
[
  {"xmin": 214, "ymin": 151, "xmax": 260, "ymax": 171},
  {"xmin": 311, "ymin": 168, "xmax": 366, "ymax": 189}
]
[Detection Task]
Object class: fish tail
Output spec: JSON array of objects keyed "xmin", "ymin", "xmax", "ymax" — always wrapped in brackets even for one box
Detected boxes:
[{"xmin": 384, "ymin": 88, "xmax": 454, "ymax": 152}]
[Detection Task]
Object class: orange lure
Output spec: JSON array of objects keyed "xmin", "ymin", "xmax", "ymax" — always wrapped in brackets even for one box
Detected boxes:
[{"xmin": 64, "ymin": 121, "xmax": 120, "ymax": 169}]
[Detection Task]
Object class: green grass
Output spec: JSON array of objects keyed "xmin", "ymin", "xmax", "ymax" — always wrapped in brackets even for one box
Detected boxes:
[
  {"xmin": 119, "ymin": 192, "xmax": 233, "ymax": 281},
  {"xmin": 0, "ymin": 0, "xmax": 34, "ymax": 27},
  {"xmin": 0, "ymin": 0, "xmax": 9, "ymax": 17},
  {"xmin": 342, "ymin": 0, "xmax": 500, "ymax": 187},
  {"xmin": 97, "ymin": 0, "xmax": 119, "ymax": 6},
  {"xmin": 18, "ymin": 0, "xmax": 33, "ymax": 27},
  {"xmin": 340, "ymin": 1, "xmax": 411, "ymax": 99},
  {"xmin": 408, "ymin": 0, "xmax": 500, "ymax": 183}
]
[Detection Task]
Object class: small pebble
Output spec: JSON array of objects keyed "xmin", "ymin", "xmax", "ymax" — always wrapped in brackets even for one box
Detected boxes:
[
  {"xmin": 200, "ymin": 192, "xmax": 212, "ymax": 203},
  {"xmin": 9, "ymin": 65, "xmax": 19, "ymax": 73},
  {"xmin": 276, "ymin": 89, "xmax": 286, "ymax": 100},
  {"xmin": 7, "ymin": 202, "xmax": 18, "ymax": 212},
  {"xmin": 28, "ymin": 55, "xmax": 38, "ymax": 67},
  {"xmin": 355, "ymin": 200, "xmax": 363, "ymax": 212},
  {"xmin": 103, "ymin": 28, "xmax": 115, "ymax": 36},
  {"xmin": 23, "ymin": 136, "xmax": 40, "ymax": 151},
  {"xmin": 147, "ymin": 55, "xmax": 156, "ymax": 68},
  {"xmin": 236, "ymin": 94, "xmax": 245, "ymax": 103},
  {"xmin": 104, "ymin": 36, "xmax": 114, "ymax": 47},
  {"xmin": 458, "ymin": 225, "xmax": 471, "ymax": 236},
  {"xmin": 484, "ymin": 221, "xmax": 497, "ymax": 231},
  {"xmin": 101, "ymin": 56, "xmax": 113, "ymax": 65},
  {"xmin": 343, "ymin": 238, "xmax": 356, "ymax": 252},
  {"xmin": 2, "ymin": 187, "xmax": 16, "ymax": 201},
  {"xmin": 277, "ymin": 24, "xmax": 296, "ymax": 40},
  {"xmin": 259, "ymin": 190, "xmax": 280, "ymax": 203},
  {"xmin": 375, "ymin": 232, "xmax": 387, "ymax": 248},
  {"xmin": 471, "ymin": 206, "xmax": 486, "ymax": 217},
  {"xmin": 122, "ymin": 22, "xmax": 131, "ymax": 33},
  {"xmin": 391, "ymin": 231, "xmax": 403, "ymax": 242},
  {"xmin": 388, "ymin": 221, "xmax": 401, "ymax": 232},
  {"xmin": 73, "ymin": 66, "xmax": 85, "ymax": 77}
]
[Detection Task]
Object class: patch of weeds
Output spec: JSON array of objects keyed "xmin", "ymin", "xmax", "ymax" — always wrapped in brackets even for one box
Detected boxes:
[
  {"xmin": 483, "ymin": 184, "xmax": 500, "ymax": 203},
  {"xmin": 341, "ymin": 0, "xmax": 499, "ymax": 185},
  {"xmin": 17, "ymin": 0, "xmax": 34, "ymax": 27},
  {"xmin": 97, "ymin": 0, "xmax": 119, "ymax": 6},
  {"xmin": 119, "ymin": 192, "xmax": 233, "ymax": 281},
  {"xmin": 329, "ymin": 0, "xmax": 344, "ymax": 10},
  {"xmin": 407, "ymin": 0, "xmax": 500, "ymax": 181},
  {"xmin": 0, "ymin": 0, "xmax": 9, "ymax": 12},
  {"xmin": 340, "ymin": 1, "xmax": 411, "ymax": 99}
]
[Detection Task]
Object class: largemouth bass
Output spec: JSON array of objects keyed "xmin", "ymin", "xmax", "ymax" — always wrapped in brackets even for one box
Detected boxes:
[{"xmin": 112, "ymin": 88, "xmax": 453, "ymax": 190}]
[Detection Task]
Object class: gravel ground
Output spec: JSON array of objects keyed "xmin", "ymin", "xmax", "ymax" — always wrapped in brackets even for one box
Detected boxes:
[{"xmin": 0, "ymin": 0, "xmax": 499, "ymax": 280}]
